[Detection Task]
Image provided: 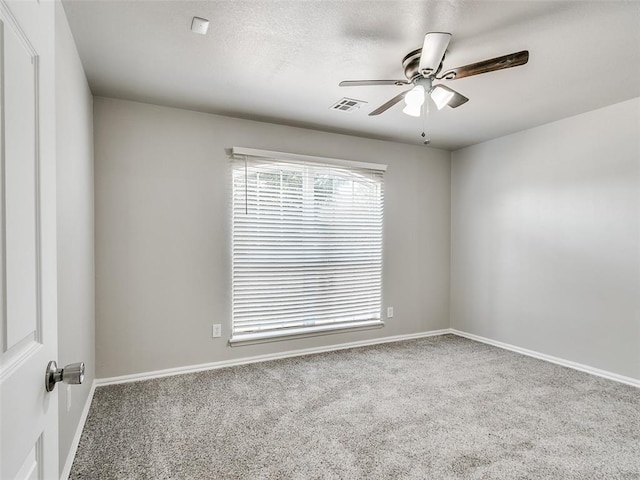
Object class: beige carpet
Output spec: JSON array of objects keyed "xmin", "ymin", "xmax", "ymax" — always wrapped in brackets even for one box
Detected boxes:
[{"xmin": 70, "ymin": 335, "xmax": 640, "ymax": 479}]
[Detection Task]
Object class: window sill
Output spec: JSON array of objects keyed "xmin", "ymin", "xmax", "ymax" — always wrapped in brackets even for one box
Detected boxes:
[{"xmin": 228, "ymin": 320, "xmax": 385, "ymax": 347}]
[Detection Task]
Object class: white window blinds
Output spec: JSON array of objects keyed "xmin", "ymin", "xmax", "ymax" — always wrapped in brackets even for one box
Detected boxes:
[{"xmin": 230, "ymin": 148, "xmax": 385, "ymax": 344}]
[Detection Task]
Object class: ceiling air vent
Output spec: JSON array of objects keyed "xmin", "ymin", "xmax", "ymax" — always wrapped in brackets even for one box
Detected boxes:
[{"xmin": 330, "ymin": 98, "xmax": 367, "ymax": 113}]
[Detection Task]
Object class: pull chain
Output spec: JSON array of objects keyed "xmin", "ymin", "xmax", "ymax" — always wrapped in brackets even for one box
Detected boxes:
[{"xmin": 421, "ymin": 98, "xmax": 430, "ymax": 145}]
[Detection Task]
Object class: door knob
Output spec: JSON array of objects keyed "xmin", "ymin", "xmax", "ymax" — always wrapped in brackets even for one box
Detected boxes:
[{"xmin": 45, "ymin": 361, "xmax": 85, "ymax": 392}]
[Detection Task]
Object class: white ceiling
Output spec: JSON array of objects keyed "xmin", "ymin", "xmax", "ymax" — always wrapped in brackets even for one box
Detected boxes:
[{"xmin": 62, "ymin": 0, "xmax": 640, "ymax": 150}]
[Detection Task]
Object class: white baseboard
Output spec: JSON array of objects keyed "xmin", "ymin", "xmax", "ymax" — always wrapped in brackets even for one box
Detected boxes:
[
  {"xmin": 95, "ymin": 329, "xmax": 451, "ymax": 386},
  {"xmin": 450, "ymin": 329, "xmax": 640, "ymax": 388},
  {"xmin": 60, "ymin": 328, "xmax": 636, "ymax": 478},
  {"xmin": 60, "ymin": 379, "xmax": 97, "ymax": 480},
  {"xmin": 95, "ymin": 327, "xmax": 639, "ymax": 389}
]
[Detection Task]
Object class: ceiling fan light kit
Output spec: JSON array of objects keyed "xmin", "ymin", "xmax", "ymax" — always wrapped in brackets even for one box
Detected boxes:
[
  {"xmin": 430, "ymin": 85, "xmax": 456, "ymax": 110},
  {"xmin": 404, "ymin": 84, "xmax": 426, "ymax": 107},
  {"xmin": 402, "ymin": 103, "xmax": 422, "ymax": 117},
  {"xmin": 339, "ymin": 31, "xmax": 529, "ymax": 125}
]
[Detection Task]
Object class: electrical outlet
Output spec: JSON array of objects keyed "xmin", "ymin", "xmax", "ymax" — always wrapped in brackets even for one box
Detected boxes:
[
  {"xmin": 66, "ymin": 385, "xmax": 72, "ymax": 412},
  {"xmin": 387, "ymin": 307, "xmax": 394, "ymax": 318},
  {"xmin": 212, "ymin": 324, "xmax": 222, "ymax": 338}
]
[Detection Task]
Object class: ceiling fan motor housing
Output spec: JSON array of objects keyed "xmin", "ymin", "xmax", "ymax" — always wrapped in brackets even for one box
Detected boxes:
[
  {"xmin": 403, "ymin": 41, "xmax": 448, "ymax": 82},
  {"xmin": 402, "ymin": 48, "xmax": 425, "ymax": 80}
]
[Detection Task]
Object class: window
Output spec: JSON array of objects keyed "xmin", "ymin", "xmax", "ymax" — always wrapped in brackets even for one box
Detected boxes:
[{"xmin": 230, "ymin": 147, "xmax": 385, "ymax": 344}]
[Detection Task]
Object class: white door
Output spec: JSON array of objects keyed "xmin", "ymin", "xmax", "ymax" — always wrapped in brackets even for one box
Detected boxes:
[{"xmin": 0, "ymin": 0, "xmax": 59, "ymax": 478}]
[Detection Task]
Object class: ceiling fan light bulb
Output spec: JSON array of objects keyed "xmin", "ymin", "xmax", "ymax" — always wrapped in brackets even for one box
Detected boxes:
[
  {"xmin": 431, "ymin": 85, "xmax": 455, "ymax": 110},
  {"xmin": 404, "ymin": 85, "xmax": 426, "ymax": 107},
  {"xmin": 402, "ymin": 103, "xmax": 422, "ymax": 117}
]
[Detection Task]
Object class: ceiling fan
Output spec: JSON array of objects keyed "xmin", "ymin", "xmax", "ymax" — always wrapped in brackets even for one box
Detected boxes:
[{"xmin": 339, "ymin": 32, "xmax": 529, "ymax": 117}]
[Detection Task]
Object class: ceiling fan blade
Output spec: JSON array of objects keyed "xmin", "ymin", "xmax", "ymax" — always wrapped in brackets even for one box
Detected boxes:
[
  {"xmin": 369, "ymin": 90, "xmax": 409, "ymax": 116},
  {"xmin": 339, "ymin": 80, "xmax": 410, "ymax": 87},
  {"xmin": 440, "ymin": 50, "xmax": 529, "ymax": 80},
  {"xmin": 430, "ymin": 84, "xmax": 469, "ymax": 109},
  {"xmin": 418, "ymin": 32, "xmax": 451, "ymax": 76}
]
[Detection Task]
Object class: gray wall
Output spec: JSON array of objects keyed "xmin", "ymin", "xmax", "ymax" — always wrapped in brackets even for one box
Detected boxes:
[
  {"xmin": 451, "ymin": 98, "xmax": 640, "ymax": 379},
  {"xmin": 93, "ymin": 97, "xmax": 451, "ymax": 378},
  {"xmin": 55, "ymin": 2, "xmax": 95, "ymax": 473}
]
